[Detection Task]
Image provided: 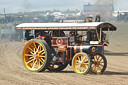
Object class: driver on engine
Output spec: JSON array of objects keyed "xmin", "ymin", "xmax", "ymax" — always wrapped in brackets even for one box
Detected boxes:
[{"xmin": 35, "ymin": 30, "xmax": 51, "ymax": 47}]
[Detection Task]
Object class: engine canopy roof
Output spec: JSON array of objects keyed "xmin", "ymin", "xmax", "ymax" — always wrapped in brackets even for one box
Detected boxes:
[{"xmin": 16, "ymin": 22, "xmax": 117, "ymax": 31}]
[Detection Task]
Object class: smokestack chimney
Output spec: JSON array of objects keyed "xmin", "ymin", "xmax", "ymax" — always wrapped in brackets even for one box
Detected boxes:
[{"xmin": 4, "ymin": 8, "xmax": 7, "ymax": 23}]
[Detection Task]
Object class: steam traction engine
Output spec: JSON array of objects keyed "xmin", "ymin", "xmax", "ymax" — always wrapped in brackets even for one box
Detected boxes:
[{"xmin": 16, "ymin": 22, "xmax": 117, "ymax": 74}]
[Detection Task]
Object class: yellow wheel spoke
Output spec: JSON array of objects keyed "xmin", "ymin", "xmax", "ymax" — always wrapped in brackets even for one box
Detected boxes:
[
  {"xmin": 32, "ymin": 60, "xmax": 37, "ymax": 69},
  {"xmin": 95, "ymin": 55, "xmax": 98, "ymax": 61},
  {"xmin": 78, "ymin": 65, "xmax": 81, "ymax": 72},
  {"xmin": 38, "ymin": 45, "xmax": 42, "ymax": 53},
  {"xmin": 25, "ymin": 54, "xmax": 33, "ymax": 56},
  {"xmin": 78, "ymin": 56, "xmax": 81, "ymax": 61},
  {"xmin": 29, "ymin": 56, "xmax": 34, "ymax": 60},
  {"xmin": 28, "ymin": 47, "xmax": 34, "ymax": 52},
  {"xmin": 96, "ymin": 55, "xmax": 98, "ymax": 61},
  {"xmin": 36, "ymin": 59, "xmax": 39, "ymax": 68},
  {"xmin": 98, "ymin": 65, "xmax": 102, "ymax": 71},
  {"xmin": 99, "ymin": 64, "xmax": 104, "ymax": 67},
  {"xmin": 94, "ymin": 66, "xmax": 96, "ymax": 71},
  {"xmin": 26, "ymin": 58, "xmax": 35, "ymax": 64},
  {"xmin": 41, "ymin": 58, "xmax": 45, "ymax": 62},
  {"xmin": 97, "ymin": 55, "xmax": 100, "ymax": 61},
  {"xmin": 39, "ymin": 49, "xmax": 44, "ymax": 54},
  {"xmin": 32, "ymin": 59, "xmax": 35, "ymax": 67},
  {"xmin": 33, "ymin": 43, "xmax": 37, "ymax": 50},
  {"xmin": 84, "ymin": 65, "xmax": 88, "ymax": 71},
  {"xmin": 38, "ymin": 60, "xmax": 40, "ymax": 67},
  {"xmin": 91, "ymin": 65, "xmax": 95, "ymax": 69},
  {"xmin": 94, "ymin": 56, "xmax": 96, "ymax": 62},
  {"xmin": 39, "ymin": 56, "xmax": 45, "ymax": 58},
  {"xmin": 35, "ymin": 45, "xmax": 40, "ymax": 53},
  {"xmin": 75, "ymin": 62, "xmax": 79, "ymax": 65},
  {"xmin": 99, "ymin": 58, "xmax": 103, "ymax": 62},
  {"xmin": 76, "ymin": 60, "xmax": 80, "ymax": 62},
  {"xmin": 94, "ymin": 58, "xmax": 96, "ymax": 62},
  {"xmin": 40, "ymin": 52, "xmax": 45, "ymax": 56},
  {"xmin": 83, "ymin": 62, "xmax": 89, "ymax": 65},
  {"xmin": 39, "ymin": 58, "xmax": 44, "ymax": 64},
  {"xmin": 84, "ymin": 59, "xmax": 88, "ymax": 62},
  {"xmin": 30, "ymin": 51, "xmax": 34, "ymax": 55},
  {"xmin": 82, "ymin": 56, "xmax": 85, "ymax": 62},
  {"xmin": 37, "ymin": 45, "xmax": 40, "ymax": 51},
  {"xmin": 85, "ymin": 65, "xmax": 89, "ymax": 69},
  {"xmin": 83, "ymin": 59, "xmax": 88, "ymax": 63},
  {"xmin": 34, "ymin": 48, "xmax": 36, "ymax": 53},
  {"xmin": 76, "ymin": 65, "xmax": 80, "ymax": 69}
]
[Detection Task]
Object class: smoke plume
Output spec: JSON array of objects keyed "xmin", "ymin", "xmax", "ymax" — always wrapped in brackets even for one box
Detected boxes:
[
  {"xmin": 92, "ymin": 0, "xmax": 116, "ymax": 21},
  {"xmin": 95, "ymin": 0, "xmax": 113, "ymax": 5},
  {"xmin": 22, "ymin": 0, "xmax": 32, "ymax": 12}
]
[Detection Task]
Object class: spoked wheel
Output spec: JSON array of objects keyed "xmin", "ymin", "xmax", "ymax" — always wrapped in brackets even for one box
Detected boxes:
[
  {"xmin": 90, "ymin": 53, "xmax": 107, "ymax": 74},
  {"xmin": 22, "ymin": 39, "xmax": 51, "ymax": 72},
  {"xmin": 72, "ymin": 52, "xmax": 91, "ymax": 74},
  {"xmin": 47, "ymin": 62, "xmax": 68, "ymax": 72}
]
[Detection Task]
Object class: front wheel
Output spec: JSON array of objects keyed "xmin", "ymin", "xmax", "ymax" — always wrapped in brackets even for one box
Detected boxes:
[
  {"xmin": 90, "ymin": 53, "xmax": 107, "ymax": 74},
  {"xmin": 72, "ymin": 52, "xmax": 91, "ymax": 74}
]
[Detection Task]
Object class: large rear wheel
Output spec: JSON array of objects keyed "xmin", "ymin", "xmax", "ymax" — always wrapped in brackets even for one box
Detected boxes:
[
  {"xmin": 72, "ymin": 52, "xmax": 91, "ymax": 74},
  {"xmin": 90, "ymin": 53, "xmax": 107, "ymax": 74},
  {"xmin": 22, "ymin": 39, "xmax": 51, "ymax": 72}
]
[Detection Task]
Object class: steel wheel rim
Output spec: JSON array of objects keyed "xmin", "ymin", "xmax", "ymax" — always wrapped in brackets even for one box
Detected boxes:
[
  {"xmin": 73, "ymin": 54, "xmax": 89, "ymax": 74},
  {"xmin": 22, "ymin": 41, "xmax": 46, "ymax": 71},
  {"xmin": 91, "ymin": 54, "xmax": 104, "ymax": 73}
]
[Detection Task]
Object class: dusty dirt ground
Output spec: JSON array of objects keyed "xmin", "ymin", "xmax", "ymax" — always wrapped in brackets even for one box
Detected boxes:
[{"xmin": 0, "ymin": 22, "xmax": 128, "ymax": 85}]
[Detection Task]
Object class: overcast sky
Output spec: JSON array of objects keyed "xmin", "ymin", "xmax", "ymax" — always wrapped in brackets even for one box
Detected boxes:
[{"xmin": 0, "ymin": 0, "xmax": 128, "ymax": 13}]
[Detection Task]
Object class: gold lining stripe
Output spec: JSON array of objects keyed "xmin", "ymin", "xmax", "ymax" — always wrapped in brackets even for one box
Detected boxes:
[
  {"xmin": 80, "ymin": 43, "xmax": 83, "ymax": 52},
  {"xmin": 74, "ymin": 43, "xmax": 78, "ymax": 54},
  {"xmin": 16, "ymin": 26, "xmax": 96, "ymax": 30}
]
